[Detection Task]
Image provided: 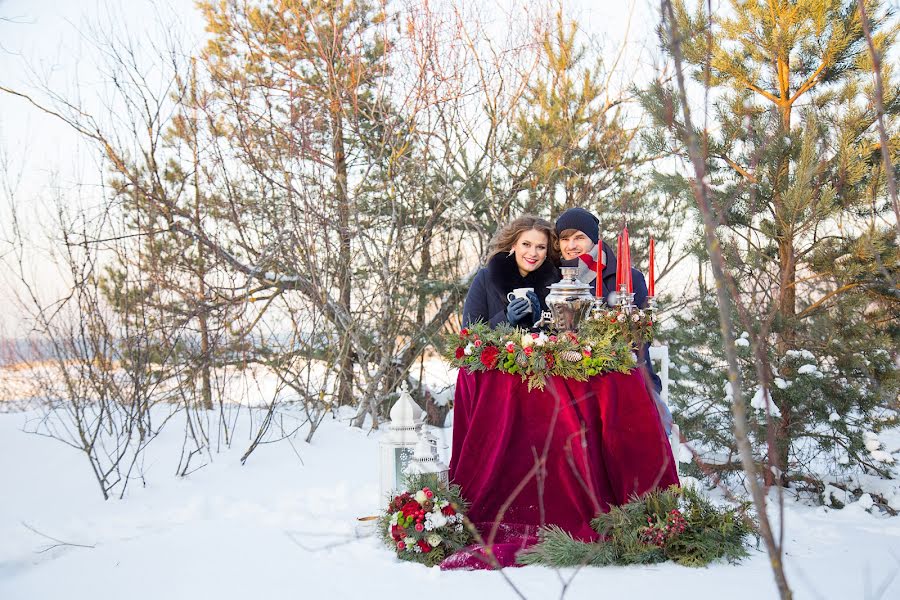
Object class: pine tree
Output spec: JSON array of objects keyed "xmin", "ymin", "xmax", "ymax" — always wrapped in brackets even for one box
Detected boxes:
[
  {"xmin": 512, "ymin": 9, "xmax": 690, "ymax": 268},
  {"xmin": 645, "ymin": 0, "xmax": 900, "ymax": 489}
]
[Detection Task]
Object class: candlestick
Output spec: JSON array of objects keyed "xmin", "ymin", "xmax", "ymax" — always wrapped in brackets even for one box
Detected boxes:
[
  {"xmin": 648, "ymin": 237, "xmax": 655, "ymax": 298},
  {"xmin": 595, "ymin": 240, "xmax": 602, "ymax": 298}
]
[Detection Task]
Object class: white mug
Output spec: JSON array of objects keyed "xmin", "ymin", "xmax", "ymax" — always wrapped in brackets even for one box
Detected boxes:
[{"xmin": 506, "ymin": 287, "xmax": 534, "ymax": 312}]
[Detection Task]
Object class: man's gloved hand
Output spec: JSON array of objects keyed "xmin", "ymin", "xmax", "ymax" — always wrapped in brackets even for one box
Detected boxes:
[
  {"xmin": 506, "ymin": 297, "xmax": 531, "ymax": 324},
  {"xmin": 525, "ymin": 291, "xmax": 542, "ymax": 325}
]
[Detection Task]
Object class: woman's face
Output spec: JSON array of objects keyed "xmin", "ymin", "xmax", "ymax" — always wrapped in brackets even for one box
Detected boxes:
[{"xmin": 512, "ymin": 228, "xmax": 549, "ymax": 277}]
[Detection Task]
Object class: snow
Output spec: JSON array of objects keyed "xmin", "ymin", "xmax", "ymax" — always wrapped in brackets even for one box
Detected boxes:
[
  {"xmin": 1, "ymin": 403, "xmax": 900, "ymax": 598},
  {"xmin": 750, "ymin": 386, "xmax": 782, "ymax": 417},
  {"xmin": 796, "ymin": 364, "xmax": 823, "ymax": 378},
  {"xmin": 774, "ymin": 377, "xmax": 791, "ymax": 389},
  {"xmin": 786, "ymin": 349, "xmax": 816, "ymax": 362},
  {"xmin": 734, "ymin": 338, "xmax": 750, "ymax": 347},
  {"xmin": 870, "ymin": 450, "xmax": 895, "ymax": 464}
]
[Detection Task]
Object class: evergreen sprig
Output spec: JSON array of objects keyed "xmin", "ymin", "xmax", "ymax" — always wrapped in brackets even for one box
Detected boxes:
[{"xmin": 518, "ymin": 485, "xmax": 757, "ymax": 568}]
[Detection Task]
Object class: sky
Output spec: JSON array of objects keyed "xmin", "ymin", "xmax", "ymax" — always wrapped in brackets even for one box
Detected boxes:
[{"xmin": 0, "ymin": 0, "xmax": 662, "ymax": 336}]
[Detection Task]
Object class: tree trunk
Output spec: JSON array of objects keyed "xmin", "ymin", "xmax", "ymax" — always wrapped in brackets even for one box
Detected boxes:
[{"xmin": 333, "ymin": 110, "xmax": 354, "ymax": 407}]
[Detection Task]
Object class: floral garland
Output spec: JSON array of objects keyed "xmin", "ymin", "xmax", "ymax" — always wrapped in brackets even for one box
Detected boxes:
[
  {"xmin": 443, "ymin": 315, "xmax": 656, "ymax": 390},
  {"xmin": 378, "ymin": 474, "xmax": 472, "ymax": 567}
]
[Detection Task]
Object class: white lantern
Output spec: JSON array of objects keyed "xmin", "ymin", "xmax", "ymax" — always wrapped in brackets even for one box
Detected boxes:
[
  {"xmin": 406, "ymin": 431, "xmax": 449, "ymax": 485},
  {"xmin": 378, "ymin": 382, "xmax": 424, "ymax": 503}
]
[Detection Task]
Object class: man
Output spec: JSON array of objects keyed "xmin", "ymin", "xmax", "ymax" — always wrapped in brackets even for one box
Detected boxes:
[{"xmin": 555, "ymin": 207, "xmax": 672, "ymax": 433}]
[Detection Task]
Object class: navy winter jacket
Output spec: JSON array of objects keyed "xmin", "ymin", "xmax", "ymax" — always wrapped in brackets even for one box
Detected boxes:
[{"xmin": 462, "ymin": 252, "xmax": 560, "ymax": 328}]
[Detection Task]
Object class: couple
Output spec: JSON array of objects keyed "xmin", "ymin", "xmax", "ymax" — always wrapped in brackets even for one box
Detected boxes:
[
  {"xmin": 461, "ymin": 208, "xmax": 668, "ymax": 428},
  {"xmin": 444, "ymin": 208, "xmax": 679, "ymax": 570}
]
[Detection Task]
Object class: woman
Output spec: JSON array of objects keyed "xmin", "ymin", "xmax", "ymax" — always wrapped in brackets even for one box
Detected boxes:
[{"xmin": 462, "ymin": 215, "xmax": 560, "ymax": 328}]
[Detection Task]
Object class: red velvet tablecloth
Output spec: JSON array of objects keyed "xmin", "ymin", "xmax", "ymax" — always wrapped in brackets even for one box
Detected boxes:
[{"xmin": 441, "ymin": 369, "xmax": 679, "ymax": 570}]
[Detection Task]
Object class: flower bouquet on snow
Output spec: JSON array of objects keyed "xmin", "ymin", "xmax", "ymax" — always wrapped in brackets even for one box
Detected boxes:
[{"xmin": 378, "ymin": 474, "xmax": 472, "ymax": 567}]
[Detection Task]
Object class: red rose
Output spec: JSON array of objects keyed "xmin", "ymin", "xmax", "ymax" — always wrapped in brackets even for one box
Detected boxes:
[
  {"xmin": 391, "ymin": 525, "xmax": 405, "ymax": 540},
  {"xmin": 479, "ymin": 345, "xmax": 500, "ymax": 369},
  {"xmin": 583, "ymin": 349, "xmax": 592, "ymax": 358},
  {"xmin": 441, "ymin": 505, "xmax": 456, "ymax": 516},
  {"xmin": 455, "ymin": 347, "xmax": 465, "ymax": 359},
  {"xmin": 417, "ymin": 539, "xmax": 432, "ymax": 553},
  {"xmin": 460, "ymin": 328, "xmax": 469, "ymax": 336},
  {"xmin": 549, "ymin": 335, "xmax": 558, "ymax": 342},
  {"xmin": 401, "ymin": 500, "xmax": 421, "ymax": 517},
  {"xmin": 545, "ymin": 352, "xmax": 555, "ymax": 369},
  {"xmin": 474, "ymin": 339, "xmax": 483, "ymax": 347},
  {"xmin": 523, "ymin": 347, "xmax": 533, "ymax": 356}
]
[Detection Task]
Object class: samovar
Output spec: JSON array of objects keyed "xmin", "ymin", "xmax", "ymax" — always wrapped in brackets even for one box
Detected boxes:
[{"xmin": 543, "ymin": 264, "xmax": 594, "ymax": 331}]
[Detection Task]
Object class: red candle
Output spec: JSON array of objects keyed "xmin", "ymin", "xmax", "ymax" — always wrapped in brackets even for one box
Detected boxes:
[
  {"xmin": 648, "ymin": 238, "xmax": 656, "ymax": 297},
  {"xmin": 596, "ymin": 239, "xmax": 602, "ymax": 297},
  {"xmin": 623, "ymin": 226, "xmax": 633, "ymax": 294},
  {"xmin": 615, "ymin": 235, "xmax": 623, "ymax": 289}
]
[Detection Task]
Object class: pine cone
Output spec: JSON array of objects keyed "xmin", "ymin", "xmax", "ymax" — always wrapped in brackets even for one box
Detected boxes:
[
  {"xmin": 516, "ymin": 354, "xmax": 529, "ymax": 368},
  {"xmin": 561, "ymin": 350, "xmax": 583, "ymax": 363}
]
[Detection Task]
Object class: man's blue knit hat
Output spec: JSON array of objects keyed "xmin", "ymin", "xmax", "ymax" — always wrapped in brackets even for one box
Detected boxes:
[{"xmin": 555, "ymin": 207, "xmax": 599, "ymax": 244}]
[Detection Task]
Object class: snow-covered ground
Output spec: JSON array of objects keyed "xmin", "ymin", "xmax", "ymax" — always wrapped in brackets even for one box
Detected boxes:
[{"xmin": 1, "ymin": 405, "xmax": 899, "ymax": 600}]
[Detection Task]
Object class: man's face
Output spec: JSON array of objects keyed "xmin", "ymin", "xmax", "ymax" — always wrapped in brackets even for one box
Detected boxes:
[{"xmin": 559, "ymin": 230, "xmax": 595, "ymax": 260}]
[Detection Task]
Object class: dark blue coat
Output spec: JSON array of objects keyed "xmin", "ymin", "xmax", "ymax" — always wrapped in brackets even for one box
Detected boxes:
[{"xmin": 463, "ymin": 252, "xmax": 560, "ymax": 328}]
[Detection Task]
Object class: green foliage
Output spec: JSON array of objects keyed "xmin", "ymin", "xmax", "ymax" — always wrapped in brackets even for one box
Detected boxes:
[
  {"xmin": 442, "ymin": 318, "xmax": 652, "ymax": 390},
  {"xmin": 519, "ymin": 485, "xmax": 756, "ymax": 568},
  {"xmin": 643, "ymin": 0, "xmax": 900, "ymax": 486}
]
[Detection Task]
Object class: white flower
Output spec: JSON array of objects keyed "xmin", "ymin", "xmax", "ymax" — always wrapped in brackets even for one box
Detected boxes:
[
  {"xmin": 616, "ymin": 313, "xmax": 625, "ymax": 322},
  {"xmin": 533, "ymin": 332, "xmax": 548, "ymax": 346},
  {"xmin": 464, "ymin": 343, "xmax": 475, "ymax": 356},
  {"xmin": 631, "ymin": 313, "xmax": 640, "ymax": 322},
  {"xmin": 426, "ymin": 534, "xmax": 442, "ymax": 546},
  {"xmin": 521, "ymin": 333, "xmax": 535, "ymax": 348},
  {"xmin": 414, "ymin": 490, "xmax": 428, "ymax": 504},
  {"xmin": 429, "ymin": 512, "xmax": 447, "ymax": 528},
  {"xmin": 404, "ymin": 536, "xmax": 416, "ymax": 547}
]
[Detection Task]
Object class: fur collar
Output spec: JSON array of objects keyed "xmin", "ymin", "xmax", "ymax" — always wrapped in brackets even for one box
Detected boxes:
[{"xmin": 486, "ymin": 251, "xmax": 559, "ymax": 295}]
